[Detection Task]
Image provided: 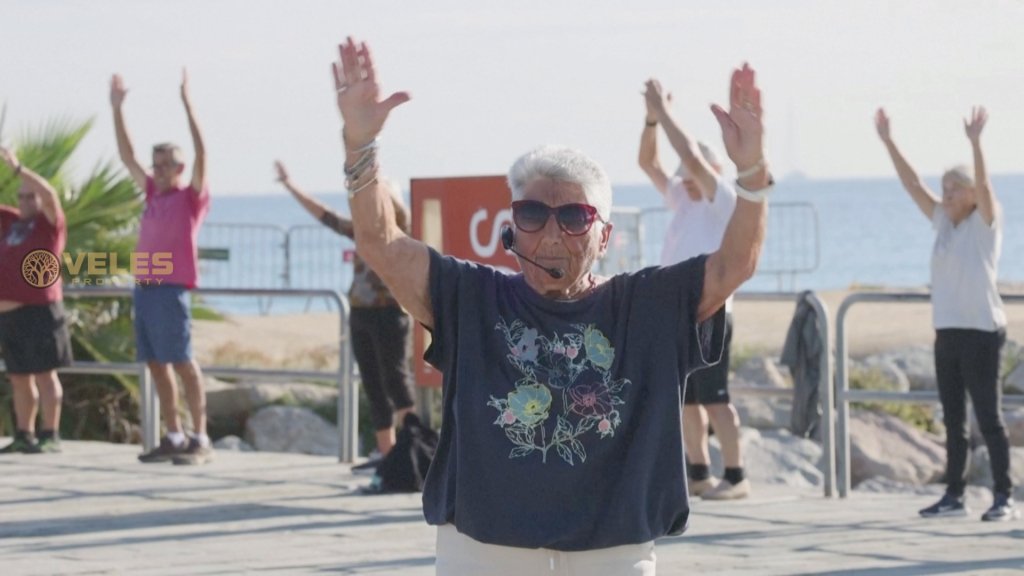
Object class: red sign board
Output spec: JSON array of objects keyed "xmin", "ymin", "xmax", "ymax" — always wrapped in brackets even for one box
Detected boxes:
[{"xmin": 410, "ymin": 175, "xmax": 518, "ymax": 387}]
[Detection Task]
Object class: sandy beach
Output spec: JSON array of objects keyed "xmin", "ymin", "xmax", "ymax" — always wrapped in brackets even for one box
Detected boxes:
[{"xmin": 193, "ymin": 288, "xmax": 1024, "ymax": 369}]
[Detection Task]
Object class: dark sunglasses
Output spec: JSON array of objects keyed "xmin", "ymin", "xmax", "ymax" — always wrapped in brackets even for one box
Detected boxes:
[{"xmin": 511, "ymin": 200, "xmax": 603, "ymax": 236}]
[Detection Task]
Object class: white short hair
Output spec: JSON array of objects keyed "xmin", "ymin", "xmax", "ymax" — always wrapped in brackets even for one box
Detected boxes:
[{"xmin": 508, "ymin": 145, "xmax": 612, "ymax": 220}]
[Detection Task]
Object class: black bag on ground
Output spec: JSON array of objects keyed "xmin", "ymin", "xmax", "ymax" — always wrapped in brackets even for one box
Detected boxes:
[{"xmin": 365, "ymin": 412, "xmax": 438, "ymax": 494}]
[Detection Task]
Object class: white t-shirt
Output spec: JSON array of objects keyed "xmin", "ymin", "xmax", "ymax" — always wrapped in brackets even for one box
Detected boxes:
[
  {"xmin": 660, "ymin": 175, "xmax": 737, "ymax": 312},
  {"xmin": 930, "ymin": 205, "xmax": 1005, "ymax": 331}
]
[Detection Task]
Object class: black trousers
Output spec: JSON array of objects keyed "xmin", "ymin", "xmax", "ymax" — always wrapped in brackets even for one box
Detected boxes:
[
  {"xmin": 935, "ymin": 328, "xmax": 1011, "ymax": 497},
  {"xmin": 350, "ymin": 306, "xmax": 416, "ymax": 431}
]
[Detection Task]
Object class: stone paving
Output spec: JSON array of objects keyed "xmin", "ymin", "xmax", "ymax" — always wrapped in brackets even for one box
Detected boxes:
[{"xmin": 2, "ymin": 439, "xmax": 1023, "ymax": 575}]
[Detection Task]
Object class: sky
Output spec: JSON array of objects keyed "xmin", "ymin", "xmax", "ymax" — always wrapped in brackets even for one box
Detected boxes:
[{"xmin": 2, "ymin": 0, "xmax": 1023, "ymax": 195}]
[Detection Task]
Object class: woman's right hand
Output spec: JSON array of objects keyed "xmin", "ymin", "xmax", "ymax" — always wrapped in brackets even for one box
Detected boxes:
[
  {"xmin": 273, "ymin": 160, "xmax": 289, "ymax": 184},
  {"xmin": 643, "ymin": 79, "xmax": 671, "ymax": 121},
  {"xmin": 874, "ymin": 108, "xmax": 892, "ymax": 143},
  {"xmin": 110, "ymin": 74, "xmax": 128, "ymax": 108},
  {"xmin": 333, "ymin": 37, "xmax": 410, "ymax": 151}
]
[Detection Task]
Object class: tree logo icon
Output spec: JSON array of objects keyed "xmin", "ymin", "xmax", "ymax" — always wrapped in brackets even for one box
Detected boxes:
[{"xmin": 21, "ymin": 249, "xmax": 61, "ymax": 288}]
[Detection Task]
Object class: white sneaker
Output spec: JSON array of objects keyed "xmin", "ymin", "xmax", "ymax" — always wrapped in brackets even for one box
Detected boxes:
[
  {"xmin": 688, "ymin": 477, "xmax": 719, "ymax": 497},
  {"xmin": 702, "ymin": 478, "xmax": 751, "ymax": 500}
]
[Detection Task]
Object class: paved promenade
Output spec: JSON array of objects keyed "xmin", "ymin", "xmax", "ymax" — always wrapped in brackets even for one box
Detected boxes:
[{"xmin": 2, "ymin": 439, "xmax": 1023, "ymax": 575}]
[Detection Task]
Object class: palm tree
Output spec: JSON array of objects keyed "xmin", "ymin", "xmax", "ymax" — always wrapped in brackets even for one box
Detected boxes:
[{"xmin": 1, "ymin": 118, "xmax": 143, "ymax": 441}]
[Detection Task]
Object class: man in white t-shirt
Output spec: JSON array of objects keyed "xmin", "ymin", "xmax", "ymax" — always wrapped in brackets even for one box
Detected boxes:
[{"xmin": 638, "ymin": 78, "xmax": 750, "ymax": 500}]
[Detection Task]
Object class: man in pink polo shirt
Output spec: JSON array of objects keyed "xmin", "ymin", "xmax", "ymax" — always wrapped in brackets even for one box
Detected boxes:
[
  {"xmin": 111, "ymin": 70, "xmax": 212, "ymax": 465},
  {"xmin": 0, "ymin": 146, "xmax": 72, "ymax": 454}
]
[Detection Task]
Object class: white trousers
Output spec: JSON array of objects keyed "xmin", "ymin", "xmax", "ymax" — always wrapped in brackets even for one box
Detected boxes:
[{"xmin": 435, "ymin": 524, "xmax": 657, "ymax": 576}]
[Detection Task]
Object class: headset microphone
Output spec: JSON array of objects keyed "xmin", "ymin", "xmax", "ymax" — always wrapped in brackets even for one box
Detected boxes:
[{"xmin": 500, "ymin": 226, "xmax": 565, "ymax": 280}]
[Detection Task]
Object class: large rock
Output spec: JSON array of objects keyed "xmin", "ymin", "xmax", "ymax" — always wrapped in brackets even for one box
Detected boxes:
[
  {"xmin": 244, "ymin": 405, "xmax": 339, "ymax": 456},
  {"xmin": 707, "ymin": 428, "xmax": 824, "ymax": 489},
  {"xmin": 967, "ymin": 445, "xmax": 1024, "ymax": 490},
  {"xmin": 732, "ymin": 395, "xmax": 791, "ymax": 430},
  {"xmin": 851, "ymin": 357, "xmax": 911, "ymax": 393},
  {"xmin": 732, "ymin": 357, "xmax": 790, "ymax": 389},
  {"xmin": 849, "ymin": 410, "xmax": 945, "ymax": 486},
  {"xmin": 1003, "ymin": 408, "xmax": 1024, "ymax": 447},
  {"xmin": 877, "ymin": 346, "xmax": 936, "ymax": 391},
  {"xmin": 206, "ymin": 378, "xmax": 338, "ymax": 419},
  {"xmin": 214, "ymin": 435, "xmax": 254, "ymax": 452}
]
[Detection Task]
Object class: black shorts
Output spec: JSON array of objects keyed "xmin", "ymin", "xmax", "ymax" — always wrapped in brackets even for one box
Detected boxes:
[
  {"xmin": 0, "ymin": 302, "xmax": 73, "ymax": 374},
  {"xmin": 684, "ymin": 313, "xmax": 732, "ymax": 405}
]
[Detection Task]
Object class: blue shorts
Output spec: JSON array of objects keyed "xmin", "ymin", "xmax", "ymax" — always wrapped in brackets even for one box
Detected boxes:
[{"xmin": 133, "ymin": 284, "xmax": 193, "ymax": 363}]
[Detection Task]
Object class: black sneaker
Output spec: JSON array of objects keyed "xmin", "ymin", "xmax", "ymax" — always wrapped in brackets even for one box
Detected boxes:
[
  {"xmin": 981, "ymin": 494, "xmax": 1021, "ymax": 522},
  {"xmin": 919, "ymin": 493, "xmax": 968, "ymax": 518},
  {"xmin": 0, "ymin": 435, "xmax": 41, "ymax": 454},
  {"xmin": 138, "ymin": 436, "xmax": 188, "ymax": 463},
  {"xmin": 172, "ymin": 437, "xmax": 214, "ymax": 466}
]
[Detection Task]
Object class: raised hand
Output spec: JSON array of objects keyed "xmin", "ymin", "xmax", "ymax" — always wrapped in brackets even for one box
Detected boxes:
[
  {"xmin": 0, "ymin": 145, "xmax": 17, "ymax": 170},
  {"xmin": 964, "ymin": 106, "xmax": 987, "ymax": 143},
  {"xmin": 643, "ymin": 79, "xmax": 672, "ymax": 120},
  {"xmin": 180, "ymin": 68, "xmax": 192, "ymax": 106},
  {"xmin": 332, "ymin": 37, "xmax": 410, "ymax": 150},
  {"xmin": 110, "ymin": 74, "xmax": 128, "ymax": 108},
  {"xmin": 875, "ymin": 108, "xmax": 892, "ymax": 142},
  {"xmin": 274, "ymin": 160, "xmax": 289, "ymax": 183},
  {"xmin": 710, "ymin": 63, "xmax": 764, "ymax": 175}
]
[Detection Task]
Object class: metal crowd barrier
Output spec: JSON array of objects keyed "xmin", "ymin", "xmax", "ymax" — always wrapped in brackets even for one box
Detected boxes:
[
  {"xmin": 732, "ymin": 291, "xmax": 835, "ymax": 498},
  {"xmin": 834, "ymin": 292, "xmax": 1024, "ymax": 497},
  {"xmin": 56, "ymin": 286, "xmax": 357, "ymax": 462}
]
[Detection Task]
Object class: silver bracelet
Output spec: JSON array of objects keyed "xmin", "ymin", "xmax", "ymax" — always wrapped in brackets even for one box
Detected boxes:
[{"xmin": 347, "ymin": 175, "xmax": 378, "ymax": 200}]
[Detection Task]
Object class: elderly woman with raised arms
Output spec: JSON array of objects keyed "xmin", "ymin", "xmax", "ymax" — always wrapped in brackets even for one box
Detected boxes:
[{"xmin": 334, "ymin": 36, "xmax": 772, "ymax": 575}]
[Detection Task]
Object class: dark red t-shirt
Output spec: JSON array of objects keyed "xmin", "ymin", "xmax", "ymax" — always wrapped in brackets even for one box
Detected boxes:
[{"xmin": 0, "ymin": 206, "xmax": 66, "ymax": 304}]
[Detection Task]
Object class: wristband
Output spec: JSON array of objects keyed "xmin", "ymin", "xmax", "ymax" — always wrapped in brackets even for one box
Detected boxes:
[
  {"xmin": 734, "ymin": 176, "xmax": 773, "ymax": 204},
  {"xmin": 644, "ymin": 119, "xmax": 657, "ymax": 127},
  {"xmin": 736, "ymin": 158, "xmax": 766, "ymax": 179}
]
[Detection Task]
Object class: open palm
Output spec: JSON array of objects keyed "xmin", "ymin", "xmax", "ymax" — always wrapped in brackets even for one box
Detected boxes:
[
  {"xmin": 333, "ymin": 37, "xmax": 410, "ymax": 149},
  {"xmin": 710, "ymin": 63, "xmax": 764, "ymax": 173}
]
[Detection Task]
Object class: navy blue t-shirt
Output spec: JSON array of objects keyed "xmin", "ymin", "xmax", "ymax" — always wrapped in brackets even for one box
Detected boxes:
[{"xmin": 422, "ymin": 248, "xmax": 725, "ymax": 551}]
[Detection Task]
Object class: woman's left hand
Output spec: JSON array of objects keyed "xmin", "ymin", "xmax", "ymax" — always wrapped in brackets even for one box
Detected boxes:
[
  {"xmin": 964, "ymin": 106, "xmax": 987, "ymax": 144},
  {"xmin": 333, "ymin": 37, "xmax": 410, "ymax": 151},
  {"xmin": 711, "ymin": 63, "xmax": 764, "ymax": 176}
]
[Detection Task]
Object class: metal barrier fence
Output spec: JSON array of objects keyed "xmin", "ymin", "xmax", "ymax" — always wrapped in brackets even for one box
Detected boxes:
[
  {"xmin": 732, "ymin": 291, "xmax": 835, "ymax": 498},
  {"xmin": 196, "ymin": 201, "xmax": 819, "ymax": 302},
  {"xmin": 833, "ymin": 292, "xmax": 1024, "ymax": 497},
  {"xmin": 51, "ymin": 286, "xmax": 358, "ymax": 462},
  {"xmin": 639, "ymin": 202, "xmax": 820, "ymax": 289}
]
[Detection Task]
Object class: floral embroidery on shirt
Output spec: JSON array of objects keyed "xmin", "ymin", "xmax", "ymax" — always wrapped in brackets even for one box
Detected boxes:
[{"xmin": 488, "ymin": 319, "xmax": 629, "ymax": 465}]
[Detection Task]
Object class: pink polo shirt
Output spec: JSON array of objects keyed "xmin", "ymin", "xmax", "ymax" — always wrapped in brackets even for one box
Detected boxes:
[{"xmin": 135, "ymin": 177, "xmax": 209, "ymax": 288}]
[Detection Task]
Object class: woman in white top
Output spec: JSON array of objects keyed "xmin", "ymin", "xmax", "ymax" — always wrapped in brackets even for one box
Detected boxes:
[{"xmin": 875, "ymin": 106, "xmax": 1015, "ymax": 522}]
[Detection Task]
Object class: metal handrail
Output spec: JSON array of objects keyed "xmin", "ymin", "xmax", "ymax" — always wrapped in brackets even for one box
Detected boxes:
[
  {"xmin": 834, "ymin": 291, "xmax": 1024, "ymax": 497},
  {"xmin": 733, "ymin": 291, "xmax": 835, "ymax": 497},
  {"xmin": 52, "ymin": 286, "xmax": 357, "ymax": 462}
]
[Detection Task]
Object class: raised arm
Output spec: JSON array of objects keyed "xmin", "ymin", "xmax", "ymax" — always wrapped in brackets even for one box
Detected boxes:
[
  {"xmin": 646, "ymin": 79, "xmax": 719, "ymax": 200},
  {"xmin": 875, "ymin": 108, "xmax": 938, "ymax": 220},
  {"xmin": 964, "ymin": 106, "xmax": 998, "ymax": 226},
  {"xmin": 0, "ymin": 146, "xmax": 62, "ymax": 226},
  {"xmin": 699, "ymin": 64, "xmax": 770, "ymax": 322},
  {"xmin": 180, "ymin": 69, "xmax": 207, "ymax": 193},
  {"xmin": 110, "ymin": 74, "xmax": 148, "ymax": 189},
  {"xmin": 638, "ymin": 83, "xmax": 670, "ymax": 195},
  {"xmin": 275, "ymin": 160, "xmax": 354, "ymax": 238},
  {"xmin": 334, "ymin": 37, "xmax": 432, "ymax": 325}
]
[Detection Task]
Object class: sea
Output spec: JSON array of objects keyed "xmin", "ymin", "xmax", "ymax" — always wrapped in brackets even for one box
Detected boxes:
[{"xmin": 198, "ymin": 174, "xmax": 1024, "ymax": 315}]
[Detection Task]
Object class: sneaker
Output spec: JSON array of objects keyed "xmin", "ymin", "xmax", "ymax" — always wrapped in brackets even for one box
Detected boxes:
[
  {"xmin": 981, "ymin": 494, "xmax": 1020, "ymax": 522},
  {"xmin": 0, "ymin": 436, "xmax": 41, "ymax": 454},
  {"xmin": 172, "ymin": 437, "xmax": 214, "ymax": 466},
  {"xmin": 703, "ymin": 478, "xmax": 752, "ymax": 500},
  {"xmin": 688, "ymin": 477, "xmax": 719, "ymax": 497},
  {"xmin": 138, "ymin": 436, "xmax": 188, "ymax": 463},
  {"xmin": 919, "ymin": 493, "xmax": 968, "ymax": 518},
  {"xmin": 37, "ymin": 437, "xmax": 62, "ymax": 454}
]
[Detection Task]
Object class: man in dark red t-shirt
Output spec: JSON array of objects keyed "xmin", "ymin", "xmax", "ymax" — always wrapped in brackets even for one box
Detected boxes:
[{"xmin": 0, "ymin": 146, "xmax": 72, "ymax": 454}]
